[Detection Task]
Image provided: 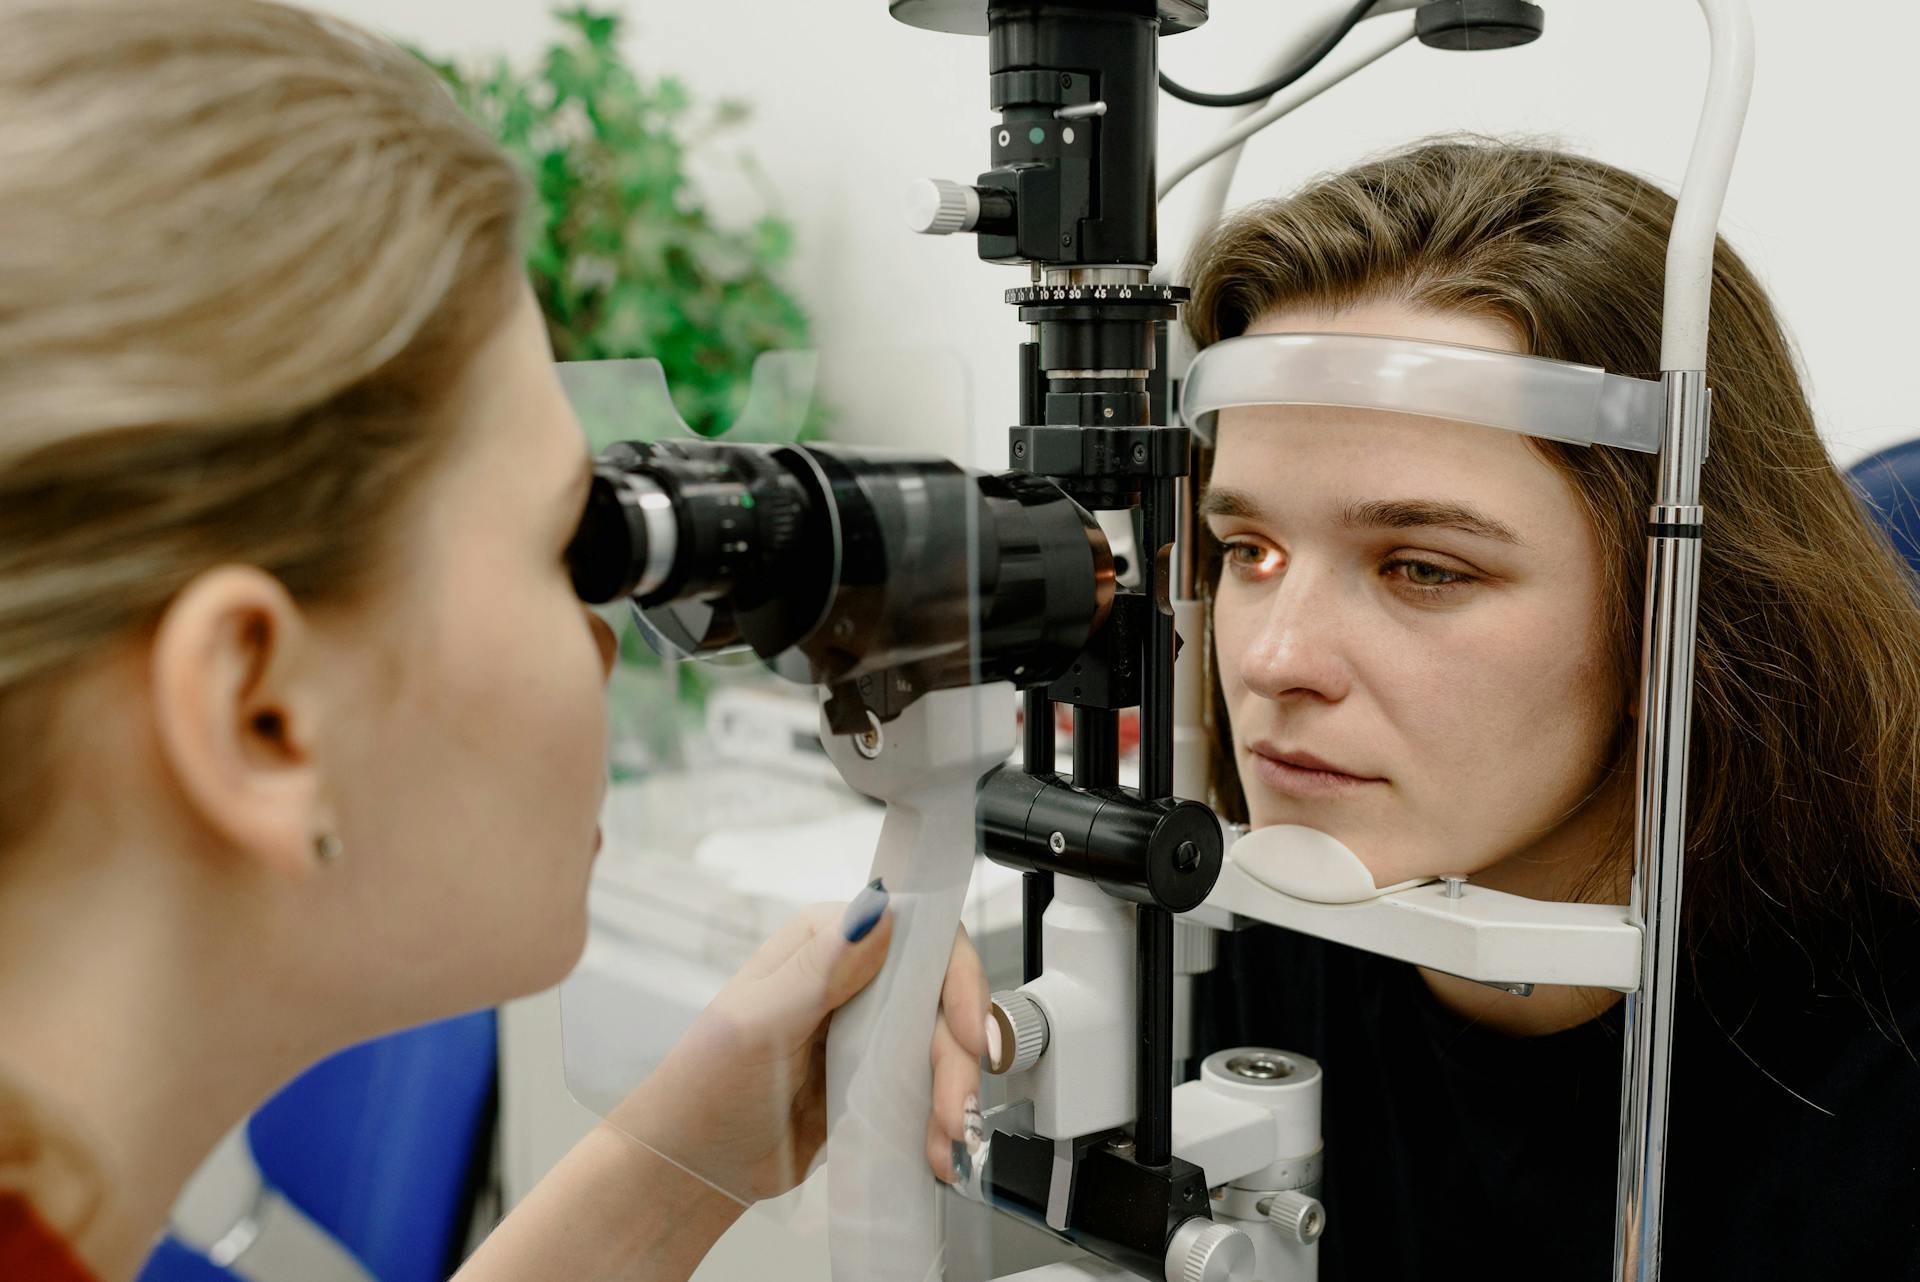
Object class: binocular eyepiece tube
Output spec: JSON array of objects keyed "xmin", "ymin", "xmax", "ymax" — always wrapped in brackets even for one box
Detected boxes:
[{"xmin": 567, "ymin": 438, "xmax": 1116, "ymax": 731}]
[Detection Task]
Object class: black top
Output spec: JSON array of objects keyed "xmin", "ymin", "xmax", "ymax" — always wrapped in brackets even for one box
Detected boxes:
[{"xmin": 1193, "ymin": 899, "xmax": 1920, "ymax": 1280}]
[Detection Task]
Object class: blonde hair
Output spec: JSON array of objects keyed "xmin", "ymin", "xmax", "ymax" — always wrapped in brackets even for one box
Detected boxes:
[
  {"xmin": 0, "ymin": 0, "xmax": 528, "ymax": 848},
  {"xmin": 0, "ymin": 0, "xmax": 528, "ymax": 1231},
  {"xmin": 1188, "ymin": 138, "xmax": 1920, "ymax": 950}
]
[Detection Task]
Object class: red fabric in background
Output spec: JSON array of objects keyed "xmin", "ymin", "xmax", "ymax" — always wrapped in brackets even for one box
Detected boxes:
[{"xmin": 0, "ymin": 1193, "xmax": 97, "ymax": 1282}]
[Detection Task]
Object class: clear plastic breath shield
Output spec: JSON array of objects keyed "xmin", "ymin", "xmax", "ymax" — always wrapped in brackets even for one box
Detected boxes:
[{"xmin": 553, "ymin": 347, "xmax": 1112, "ymax": 1278}]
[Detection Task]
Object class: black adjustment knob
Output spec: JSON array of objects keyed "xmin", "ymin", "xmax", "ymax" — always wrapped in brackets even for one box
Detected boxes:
[{"xmin": 1415, "ymin": 0, "xmax": 1544, "ymax": 51}]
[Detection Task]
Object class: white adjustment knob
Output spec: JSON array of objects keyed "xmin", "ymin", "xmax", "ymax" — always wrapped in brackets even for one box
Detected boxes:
[
  {"xmin": 1261, "ymin": 1189, "xmax": 1326, "ymax": 1245},
  {"xmin": 987, "ymin": 990, "xmax": 1048, "ymax": 1075},
  {"xmin": 1164, "ymin": 1218, "xmax": 1255, "ymax": 1282},
  {"xmin": 904, "ymin": 178, "xmax": 980, "ymax": 235}
]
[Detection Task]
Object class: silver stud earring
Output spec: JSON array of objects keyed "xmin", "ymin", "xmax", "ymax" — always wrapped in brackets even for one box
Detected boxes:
[{"xmin": 314, "ymin": 831, "xmax": 343, "ymax": 865}]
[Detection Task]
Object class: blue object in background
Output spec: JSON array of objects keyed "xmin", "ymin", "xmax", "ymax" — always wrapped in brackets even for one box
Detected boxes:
[
  {"xmin": 138, "ymin": 1009, "xmax": 498, "ymax": 1282},
  {"xmin": 140, "ymin": 1239, "xmax": 239, "ymax": 1282},
  {"xmin": 1848, "ymin": 438, "xmax": 1920, "ymax": 577}
]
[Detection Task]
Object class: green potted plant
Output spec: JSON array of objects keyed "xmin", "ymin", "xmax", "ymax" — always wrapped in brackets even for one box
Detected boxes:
[
  {"xmin": 416, "ymin": 7, "xmax": 819, "ymax": 777},
  {"xmin": 414, "ymin": 6, "xmax": 815, "ymax": 440}
]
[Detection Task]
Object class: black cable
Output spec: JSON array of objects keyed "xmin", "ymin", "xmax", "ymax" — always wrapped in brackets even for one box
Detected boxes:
[{"xmin": 1158, "ymin": 0, "xmax": 1378, "ymax": 108}]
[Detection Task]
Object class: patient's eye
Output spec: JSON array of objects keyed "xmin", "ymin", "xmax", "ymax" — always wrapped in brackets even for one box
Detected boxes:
[
  {"xmin": 1382, "ymin": 556, "xmax": 1476, "ymax": 601},
  {"xmin": 1221, "ymin": 539, "xmax": 1284, "ymax": 582}
]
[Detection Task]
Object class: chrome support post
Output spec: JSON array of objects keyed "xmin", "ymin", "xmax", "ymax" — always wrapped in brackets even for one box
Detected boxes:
[{"xmin": 1613, "ymin": 369, "xmax": 1710, "ymax": 1280}]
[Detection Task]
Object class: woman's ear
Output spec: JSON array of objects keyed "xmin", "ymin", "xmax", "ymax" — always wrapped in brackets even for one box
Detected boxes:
[{"xmin": 148, "ymin": 565, "xmax": 327, "ymax": 880}]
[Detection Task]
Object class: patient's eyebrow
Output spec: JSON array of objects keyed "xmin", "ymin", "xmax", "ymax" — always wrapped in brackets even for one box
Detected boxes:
[
  {"xmin": 1199, "ymin": 488, "xmax": 1527, "ymax": 547},
  {"xmin": 1342, "ymin": 497, "xmax": 1525, "ymax": 546},
  {"xmin": 1197, "ymin": 487, "xmax": 1269, "ymax": 523}
]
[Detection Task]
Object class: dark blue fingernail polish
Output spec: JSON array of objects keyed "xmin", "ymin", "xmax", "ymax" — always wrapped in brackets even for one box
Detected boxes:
[
  {"xmin": 950, "ymin": 1139, "xmax": 971, "ymax": 1186},
  {"xmin": 841, "ymin": 878, "xmax": 889, "ymax": 943}
]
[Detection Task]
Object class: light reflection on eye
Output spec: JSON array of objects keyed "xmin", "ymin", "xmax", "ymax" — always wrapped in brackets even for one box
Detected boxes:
[{"xmin": 1221, "ymin": 540, "xmax": 1284, "ymax": 581}]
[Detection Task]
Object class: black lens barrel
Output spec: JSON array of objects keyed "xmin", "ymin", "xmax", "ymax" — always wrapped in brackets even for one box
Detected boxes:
[{"xmin": 568, "ymin": 440, "xmax": 1115, "ymax": 710}]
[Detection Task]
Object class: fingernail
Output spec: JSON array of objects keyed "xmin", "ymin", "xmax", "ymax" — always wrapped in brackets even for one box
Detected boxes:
[
  {"xmin": 840, "ymin": 878, "xmax": 888, "ymax": 943},
  {"xmin": 985, "ymin": 1012, "xmax": 1003, "ymax": 1067},
  {"xmin": 963, "ymin": 1093, "xmax": 984, "ymax": 1156},
  {"xmin": 950, "ymin": 1140, "xmax": 971, "ymax": 1186}
]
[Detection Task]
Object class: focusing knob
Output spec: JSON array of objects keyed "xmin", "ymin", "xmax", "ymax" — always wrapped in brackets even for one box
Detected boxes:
[
  {"xmin": 904, "ymin": 178, "xmax": 980, "ymax": 235},
  {"xmin": 1164, "ymin": 1219, "xmax": 1254, "ymax": 1282},
  {"xmin": 987, "ymin": 991, "xmax": 1049, "ymax": 1075},
  {"xmin": 1260, "ymin": 1190, "xmax": 1327, "ymax": 1245}
]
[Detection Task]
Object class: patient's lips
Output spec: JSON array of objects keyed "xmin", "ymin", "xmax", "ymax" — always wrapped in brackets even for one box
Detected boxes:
[{"xmin": 1247, "ymin": 742, "xmax": 1384, "ymax": 798}]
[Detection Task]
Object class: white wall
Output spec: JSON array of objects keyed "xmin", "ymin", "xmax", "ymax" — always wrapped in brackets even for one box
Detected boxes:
[{"xmin": 306, "ymin": 0, "xmax": 1918, "ymax": 468}]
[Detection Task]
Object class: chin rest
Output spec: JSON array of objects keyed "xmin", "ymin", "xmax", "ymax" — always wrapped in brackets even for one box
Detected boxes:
[{"xmin": 1230, "ymin": 824, "xmax": 1430, "ymax": 904}]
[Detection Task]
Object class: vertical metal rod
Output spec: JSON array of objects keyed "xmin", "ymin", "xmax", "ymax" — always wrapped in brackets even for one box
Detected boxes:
[
  {"xmin": 1172, "ymin": 442, "xmax": 1212, "ymax": 805},
  {"xmin": 1137, "ymin": 473, "xmax": 1180, "ymax": 1165},
  {"xmin": 1173, "ymin": 441, "xmax": 1206, "ymax": 602},
  {"xmin": 1024, "ymin": 682, "xmax": 1057, "ymax": 981},
  {"xmin": 1140, "ymin": 476, "xmax": 1177, "ymax": 801},
  {"xmin": 1172, "ymin": 479, "xmax": 1196, "ymax": 601},
  {"xmin": 1071, "ymin": 706, "xmax": 1119, "ymax": 785},
  {"xmin": 1018, "ymin": 337, "xmax": 1050, "ymax": 982},
  {"xmin": 1135, "ymin": 905, "xmax": 1174, "ymax": 1166},
  {"xmin": 1024, "ymin": 687, "xmax": 1056, "ymax": 774},
  {"xmin": 1614, "ymin": 370, "xmax": 1709, "ymax": 1281}
]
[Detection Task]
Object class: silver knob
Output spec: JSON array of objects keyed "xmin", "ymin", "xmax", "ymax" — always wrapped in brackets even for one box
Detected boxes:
[
  {"xmin": 987, "ymin": 990, "xmax": 1048, "ymax": 1075},
  {"xmin": 1053, "ymin": 100, "xmax": 1108, "ymax": 120},
  {"xmin": 904, "ymin": 178, "xmax": 979, "ymax": 235},
  {"xmin": 1164, "ymin": 1218, "xmax": 1254, "ymax": 1282},
  {"xmin": 1260, "ymin": 1189, "xmax": 1326, "ymax": 1245}
]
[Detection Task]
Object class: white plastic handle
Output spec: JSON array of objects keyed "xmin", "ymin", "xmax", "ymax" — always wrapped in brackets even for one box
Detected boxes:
[{"xmin": 821, "ymin": 685, "xmax": 1016, "ymax": 1282}]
